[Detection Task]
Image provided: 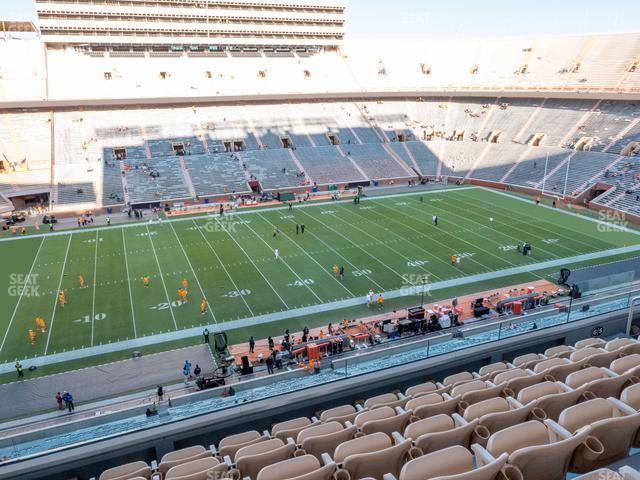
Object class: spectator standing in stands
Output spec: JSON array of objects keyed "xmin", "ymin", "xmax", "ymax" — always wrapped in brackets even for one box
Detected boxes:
[
  {"xmin": 249, "ymin": 337, "xmax": 255, "ymax": 353},
  {"xmin": 203, "ymin": 328, "xmax": 210, "ymax": 344}
]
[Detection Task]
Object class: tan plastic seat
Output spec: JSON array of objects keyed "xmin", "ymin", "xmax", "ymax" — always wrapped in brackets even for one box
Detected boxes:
[
  {"xmin": 544, "ymin": 345, "xmax": 575, "ymax": 359},
  {"xmin": 408, "ymin": 393, "xmax": 460, "ymax": 420},
  {"xmin": 405, "ymin": 381, "xmax": 449, "ymax": 398},
  {"xmin": 257, "ymin": 454, "xmax": 335, "ymax": 480},
  {"xmin": 218, "ymin": 431, "xmax": 268, "ymax": 461},
  {"xmin": 450, "ymin": 380, "xmax": 487, "ymax": 397},
  {"xmin": 397, "ymin": 445, "xmax": 509, "ymax": 480},
  {"xmin": 355, "ymin": 406, "xmax": 411, "ymax": 438},
  {"xmin": 319, "ymin": 405, "xmax": 359, "ymax": 424},
  {"xmin": 165, "ymin": 456, "xmax": 227, "ymax": 480},
  {"xmin": 606, "ymin": 337, "xmax": 640, "ymax": 353},
  {"xmin": 574, "ymin": 338, "xmax": 606, "ymax": 349},
  {"xmin": 452, "ymin": 380, "xmax": 504, "ymax": 407},
  {"xmin": 573, "ymin": 469, "xmax": 623, "ymax": 480},
  {"xmin": 334, "ymin": 432, "xmax": 411, "ymax": 480},
  {"xmin": 534, "ymin": 357, "xmax": 585, "ymax": 382},
  {"xmin": 518, "ymin": 381, "xmax": 585, "ymax": 421},
  {"xmin": 234, "ymin": 438, "xmax": 296, "ymax": 480},
  {"xmin": 570, "ymin": 347, "xmax": 619, "ymax": 368},
  {"xmin": 404, "ymin": 413, "xmax": 479, "ymax": 454},
  {"xmin": 621, "ymin": 383, "xmax": 640, "ymax": 410},
  {"xmin": 477, "ymin": 420, "xmax": 596, "ymax": 480},
  {"xmin": 610, "ymin": 354, "xmax": 640, "ymax": 376},
  {"xmin": 493, "ymin": 369, "xmax": 546, "ymax": 396},
  {"xmin": 513, "ymin": 353, "xmax": 544, "ymax": 369},
  {"xmin": 99, "ymin": 461, "xmax": 151, "ymax": 480},
  {"xmin": 463, "ymin": 396, "xmax": 539, "ymax": 435},
  {"xmin": 564, "ymin": 367, "xmax": 629, "ymax": 399},
  {"xmin": 364, "ymin": 393, "xmax": 407, "ymax": 410},
  {"xmin": 477, "ymin": 362, "xmax": 509, "ymax": 377},
  {"xmin": 443, "ymin": 371, "xmax": 474, "ymax": 386},
  {"xmin": 273, "ymin": 418, "xmax": 320, "ymax": 442},
  {"xmin": 558, "ymin": 397, "xmax": 640, "ymax": 472},
  {"xmin": 159, "ymin": 446, "xmax": 211, "ymax": 476},
  {"xmin": 298, "ymin": 422, "xmax": 357, "ymax": 461}
]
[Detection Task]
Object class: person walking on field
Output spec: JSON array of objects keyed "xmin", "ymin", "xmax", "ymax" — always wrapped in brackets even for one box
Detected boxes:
[{"xmin": 274, "ymin": 248, "xmax": 279, "ymax": 259}]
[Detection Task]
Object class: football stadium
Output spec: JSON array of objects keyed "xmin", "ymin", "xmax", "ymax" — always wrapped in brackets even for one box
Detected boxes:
[{"xmin": 3, "ymin": 0, "xmax": 640, "ymax": 478}]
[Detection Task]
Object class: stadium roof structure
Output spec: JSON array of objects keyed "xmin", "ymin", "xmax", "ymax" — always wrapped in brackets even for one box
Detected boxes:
[{"xmin": 0, "ymin": 20, "xmax": 38, "ymax": 34}]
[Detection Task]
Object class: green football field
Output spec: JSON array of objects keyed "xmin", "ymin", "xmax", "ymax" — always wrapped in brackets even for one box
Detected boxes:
[{"xmin": 1, "ymin": 186, "xmax": 639, "ymax": 366}]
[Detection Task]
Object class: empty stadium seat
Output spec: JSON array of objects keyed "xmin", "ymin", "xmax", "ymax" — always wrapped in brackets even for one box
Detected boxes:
[
  {"xmin": 158, "ymin": 446, "xmax": 212, "ymax": 476},
  {"xmin": 512, "ymin": 353, "xmax": 545, "ymax": 369},
  {"xmin": 533, "ymin": 357, "xmax": 585, "ymax": 382},
  {"xmin": 492, "ymin": 368, "xmax": 546, "ymax": 396},
  {"xmin": 388, "ymin": 445, "xmax": 510, "ymax": 480},
  {"xmin": 610, "ymin": 354, "xmax": 640, "ymax": 376},
  {"xmin": 570, "ymin": 347, "xmax": 619, "ymax": 367},
  {"xmin": 462, "ymin": 396, "xmax": 542, "ymax": 435},
  {"xmin": 233, "ymin": 438, "xmax": 296, "ymax": 480},
  {"xmin": 517, "ymin": 381, "xmax": 586, "ymax": 421},
  {"xmin": 164, "ymin": 456, "xmax": 228, "ymax": 480},
  {"xmin": 564, "ymin": 366, "xmax": 631, "ymax": 398},
  {"xmin": 474, "ymin": 420, "xmax": 601, "ymax": 480},
  {"xmin": 297, "ymin": 422, "xmax": 358, "ymax": 461},
  {"xmin": 558, "ymin": 397, "xmax": 640, "ymax": 472},
  {"xmin": 354, "ymin": 406, "xmax": 412, "ymax": 437},
  {"xmin": 575, "ymin": 338, "xmax": 606, "ymax": 349},
  {"xmin": 363, "ymin": 393, "xmax": 408, "ymax": 410},
  {"xmin": 273, "ymin": 418, "xmax": 320, "ymax": 442},
  {"xmin": 574, "ymin": 466, "xmax": 640, "ymax": 479},
  {"xmin": 216, "ymin": 430, "xmax": 269, "ymax": 461},
  {"xmin": 404, "ymin": 381, "xmax": 450, "ymax": 398},
  {"xmin": 621, "ymin": 383, "xmax": 640, "ymax": 410},
  {"xmin": 98, "ymin": 461, "xmax": 152, "ymax": 480},
  {"xmin": 544, "ymin": 345, "xmax": 575, "ymax": 359},
  {"xmin": 333, "ymin": 431, "xmax": 411, "ymax": 480},
  {"xmin": 319, "ymin": 405, "xmax": 360, "ymax": 424},
  {"xmin": 256, "ymin": 454, "xmax": 336, "ymax": 480},
  {"xmin": 406, "ymin": 393, "xmax": 460, "ymax": 420},
  {"xmin": 403, "ymin": 413, "xmax": 482, "ymax": 454}
]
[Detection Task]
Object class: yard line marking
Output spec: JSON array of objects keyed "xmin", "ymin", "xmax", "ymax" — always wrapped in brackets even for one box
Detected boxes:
[
  {"xmin": 258, "ymin": 212, "xmax": 363, "ymax": 295},
  {"xmin": 296, "ymin": 208, "xmax": 411, "ymax": 284},
  {"xmin": 90, "ymin": 230, "xmax": 99, "ymax": 347},
  {"xmin": 447, "ymin": 190, "xmax": 595, "ymax": 253},
  {"xmin": 212, "ymin": 216, "xmax": 291, "ymax": 309},
  {"xmin": 44, "ymin": 234, "xmax": 72, "ymax": 355},
  {"xmin": 192, "ymin": 219, "xmax": 256, "ymax": 316},
  {"xmin": 264, "ymin": 213, "xmax": 384, "ymax": 290},
  {"xmin": 311, "ymin": 204, "xmax": 439, "ymax": 280},
  {"xmin": 458, "ymin": 189, "xmax": 618, "ymax": 251},
  {"xmin": 241, "ymin": 220, "xmax": 324, "ymax": 303},
  {"xmin": 121, "ymin": 229, "xmax": 137, "ymax": 338},
  {"xmin": 0, "ymin": 236, "xmax": 46, "ymax": 355},
  {"xmin": 168, "ymin": 221, "xmax": 217, "ymax": 324},
  {"xmin": 368, "ymin": 200, "xmax": 523, "ymax": 273},
  {"xmin": 146, "ymin": 224, "xmax": 178, "ymax": 330}
]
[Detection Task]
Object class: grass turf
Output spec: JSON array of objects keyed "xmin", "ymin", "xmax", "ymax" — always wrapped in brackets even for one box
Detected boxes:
[{"xmin": 1, "ymin": 186, "xmax": 638, "ymax": 366}]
